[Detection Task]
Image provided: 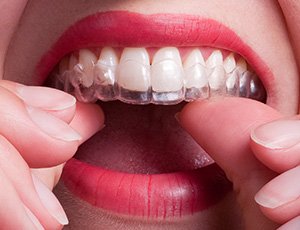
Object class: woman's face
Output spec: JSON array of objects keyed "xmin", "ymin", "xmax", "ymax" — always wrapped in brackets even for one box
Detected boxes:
[{"xmin": 3, "ymin": 0, "xmax": 299, "ymax": 229}]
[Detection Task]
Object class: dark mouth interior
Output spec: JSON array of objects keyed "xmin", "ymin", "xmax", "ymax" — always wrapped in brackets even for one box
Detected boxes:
[{"xmin": 74, "ymin": 101, "xmax": 213, "ymax": 174}]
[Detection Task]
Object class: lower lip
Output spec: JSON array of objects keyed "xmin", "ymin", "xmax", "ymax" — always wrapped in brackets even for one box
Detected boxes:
[{"xmin": 62, "ymin": 158, "xmax": 232, "ymax": 219}]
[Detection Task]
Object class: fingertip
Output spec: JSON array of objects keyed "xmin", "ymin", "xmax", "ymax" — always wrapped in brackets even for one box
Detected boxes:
[
  {"xmin": 70, "ymin": 102, "xmax": 105, "ymax": 145},
  {"xmin": 277, "ymin": 216, "xmax": 300, "ymax": 230},
  {"xmin": 250, "ymin": 119, "xmax": 300, "ymax": 172}
]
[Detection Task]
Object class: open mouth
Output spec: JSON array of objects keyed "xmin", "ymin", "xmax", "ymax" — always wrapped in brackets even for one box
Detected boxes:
[{"xmin": 38, "ymin": 11, "xmax": 270, "ymax": 220}]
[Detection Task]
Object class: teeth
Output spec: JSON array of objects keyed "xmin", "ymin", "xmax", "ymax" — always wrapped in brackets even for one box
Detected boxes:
[
  {"xmin": 78, "ymin": 49, "xmax": 97, "ymax": 87},
  {"xmin": 250, "ymin": 74, "xmax": 266, "ymax": 101},
  {"xmin": 117, "ymin": 48, "xmax": 151, "ymax": 103},
  {"xmin": 152, "ymin": 47, "xmax": 182, "ymax": 65},
  {"xmin": 151, "ymin": 47, "xmax": 184, "ymax": 104},
  {"xmin": 54, "ymin": 47, "xmax": 266, "ymax": 104},
  {"xmin": 223, "ymin": 53, "xmax": 236, "ymax": 73},
  {"xmin": 183, "ymin": 49, "xmax": 205, "ymax": 69},
  {"xmin": 98, "ymin": 47, "xmax": 119, "ymax": 66},
  {"xmin": 206, "ymin": 50, "xmax": 223, "ymax": 69},
  {"xmin": 94, "ymin": 47, "xmax": 118, "ymax": 86},
  {"xmin": 236, "ymin": 58, "xmax": 247, "ymax": 73},
  {"xmin": 183, "ymin": 49, "xmax": 208, "ymax": 100},
  {"xmin": 94, "ymin": 47, "xmax": 118, "ymax": 100},
  {"xmin": 151, "ymin": 47, "xmax": 184, "ymax": 92},
  {"xmin": 226, "ymin": 69, "xmax": 239, "ymax": 96},
  {"xmin": 208, "ymin": 65, "xmax": 226, "ymax": 95},
  {"xmin": 117, "ymin": 48, "xmax": 150, "ymax": 91},
  {"xmin": 239, "ymin": 71, "xmax": 252, "ymax": 98}
]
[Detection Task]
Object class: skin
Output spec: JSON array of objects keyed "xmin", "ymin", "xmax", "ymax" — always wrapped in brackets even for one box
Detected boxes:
[{"xmin": 0, "ymin": 0, "xmax": 300, "ymax": 229}]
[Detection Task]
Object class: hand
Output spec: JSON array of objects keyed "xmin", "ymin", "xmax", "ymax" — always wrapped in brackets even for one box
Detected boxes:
[
  {"xmin": 0, "ymin": 80, "xmax": 104, "ymax": 229},
  {"xmin": 251, "ymin": 118, "xmax": 300, "ymax": 229},
  {"xmin": 178, "ymin": 97, "xmax": 299, "ymax": 229}
]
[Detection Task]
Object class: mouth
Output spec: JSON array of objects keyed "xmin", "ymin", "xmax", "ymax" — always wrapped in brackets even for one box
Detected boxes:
[{"xmin": 38, "ymin": 11, "xmax": 270, "ymax": 220}]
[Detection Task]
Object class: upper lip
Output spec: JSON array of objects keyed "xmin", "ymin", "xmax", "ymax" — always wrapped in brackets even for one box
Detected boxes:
[{"xmin": 36, "ymin": 10, "xmax": 273, "ymax": 103}]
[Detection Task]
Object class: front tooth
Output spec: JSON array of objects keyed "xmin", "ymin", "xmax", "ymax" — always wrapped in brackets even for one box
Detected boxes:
[
  {"xmin": 152, "ymin": 47, "xmax": 182, "ymax": 65},
  {"xmin": 183, "ymin": 49, "xmax": 205, "ymax": 69},
  {"xmin": 151, "ymin": 47, "xmax": 184, "ymax": 92},
  {"xmin": 151, "ymin": 47, "xmax": 184, "ymax": 104},
  {"xmin": 78, "ymin": 49, "xmax": 97, "ymax": 87},
  {"xmin": 117, "ymin": 48, "xmax": 150, "ymax": 91},
  {"xmin": 183, "ymin": 49, "xmax": 208, "ymax": 100},
  {"xmin": 206, "ymin": 50, "xmax": 223, "ymax": 69},
  {"xmin": 223, "ymin": 53, "xmax": 236, "ymax": 73}
]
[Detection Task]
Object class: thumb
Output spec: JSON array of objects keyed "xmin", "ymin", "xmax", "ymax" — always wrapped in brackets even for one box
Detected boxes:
[{"xmin": 178, "ymin": 97, "xmax": 282, "ymax": 229}]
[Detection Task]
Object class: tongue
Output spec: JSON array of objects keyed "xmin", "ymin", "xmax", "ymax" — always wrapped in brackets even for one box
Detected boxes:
[{"xmin": 75, "ymin": 101, "xmax": 213, "ymax": 174}]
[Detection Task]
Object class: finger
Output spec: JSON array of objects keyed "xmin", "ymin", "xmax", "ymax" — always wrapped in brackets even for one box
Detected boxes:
[
  {"xmin": 178, "ymin": 97, "xmax": 282, "ymax": 229},
  {"xmin": 251, "ymin": 118, "xmax": 300, "ymax": 173},
  {"xmin": 0, "ymin": 167, "xmax": 41, "ymax": 230},
  {"xmin": 30, "ymin": 102, "xmax": 106, "ymax": 188},
  {"xmin": 0, "ymin": 85, "xmax": 103, "ymax": 167},
  {"xmin": 178, "ymin": 97, "xmax": 281, "ymax": 180},
  {"xmin": 31, "ymin": 164, "xmax": 64, "ymax": 190},
  {"xmin": 278, "ymin": 216, "xmax": 300, "ymax": 230},
  {"xmin": 70, "ymin": 101, "xmax": 105, "ymax": 145},
  {"xmin": 0, "ymin": 135, "xmax": 66, "ymax": 229},
  {"xmin": 0, "ymin": 80, "xmax": 76, "ymax": 123},
  {"xmin": 255, "ymin": 166, "xmax": 300, "ymax": 224},
  {"xmin": 0, "ymin": 85, "xmax": 80, "ymax": 167}
]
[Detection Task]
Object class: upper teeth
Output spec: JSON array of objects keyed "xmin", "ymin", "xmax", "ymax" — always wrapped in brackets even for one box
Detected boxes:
[{"xmin": 51, "ymin": 46, "xmax": 266, "ymax": 104}]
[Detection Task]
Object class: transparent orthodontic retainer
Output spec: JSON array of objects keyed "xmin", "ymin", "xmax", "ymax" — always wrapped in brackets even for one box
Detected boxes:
[{"xmin": 52, "ymin": 57, "xmax": 266, "ymax": 105}]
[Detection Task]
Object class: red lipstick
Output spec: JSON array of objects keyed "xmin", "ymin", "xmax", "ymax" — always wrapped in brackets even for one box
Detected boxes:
[
  {"xmin": 37, "ymin": 11, "xmax": 272, "ymax": 218},
  {"xmin": 37, "ymin": 11, "xmax": 273, "ymax": 96},
  {"xmin": 63, "ymin": 159, "xmax": 231, "ymax": 219}
]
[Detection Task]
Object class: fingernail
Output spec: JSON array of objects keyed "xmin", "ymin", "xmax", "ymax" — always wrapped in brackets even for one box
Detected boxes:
[
  {"xmin": 23, "ymin": 204, "xmax": 45, "ymax": 230},
  {"xmin": 255, "ymin": 166, "xmax": 300, "ymax": 209},
  {"xmin": 254, "ymin": 192, "xmax": 285, "ymax": 209},
  {"xmin": 16, "ymin": 85, "xmax": 76, "ymax": 111},
  {"xmin": 32, "ymin": 174, "xmax": 69, "ymax": 226},
  {"xmin": 251, "ymin": 119, "xmax": 300, "ymax": 149},
  {"xmin": 26, "ymin": 105, "xmax": 81, "ymax": 142}
]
